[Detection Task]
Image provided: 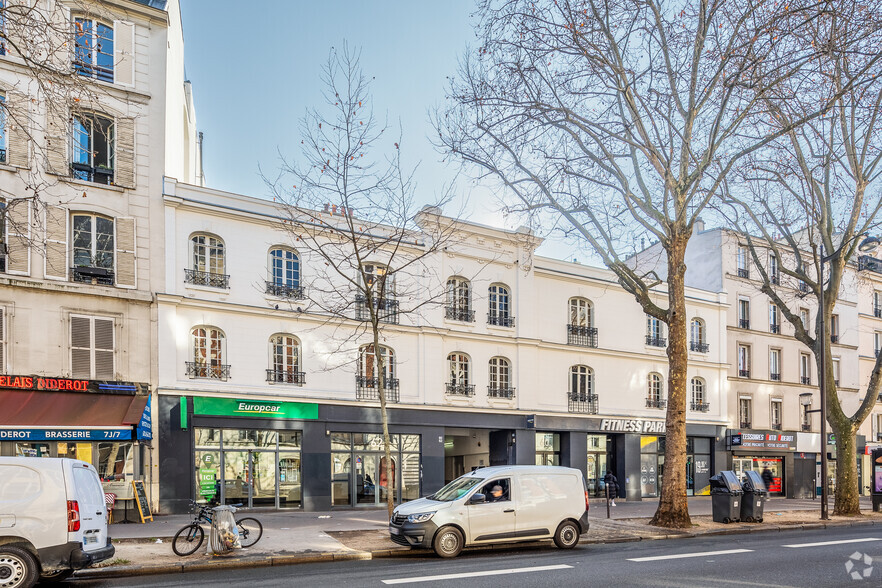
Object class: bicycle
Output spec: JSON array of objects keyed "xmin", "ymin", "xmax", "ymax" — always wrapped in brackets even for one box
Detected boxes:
[{"xmin": 172, "ymin": 500, "xmax": 264, "ymax": 556}]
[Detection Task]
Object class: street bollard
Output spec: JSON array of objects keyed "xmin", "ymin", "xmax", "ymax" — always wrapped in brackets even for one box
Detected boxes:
[{"xmin": 606, "ymin": 484, "xmax": 610, "ymax": 519}]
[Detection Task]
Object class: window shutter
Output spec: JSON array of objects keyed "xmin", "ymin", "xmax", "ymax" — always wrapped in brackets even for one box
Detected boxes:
[
  {"xmin": 6, "ymin": 198, "xmax": 30, "ymax": 275},
  {"xmin": 113, "ymin": 21, "xmax": 135, "ymax": 87},
  {"xmin": 70, "ymin": 316, "xmax": 91, "ymax": 378},
  {"xmin": 44, "ymin": 205, "xmax": 67, "ymax": 280},
  {"xmin": 45, "ymin": 107, "xmax": 68, "ymax": 176},
  {"xmin": 114, "ymin": 117, "xmax": 135, "ymax": 188},
  {"xmin": 94, "ymin": 318, "xmax": 114, "ymax": 379},
  {"xmin": 4, "ymin": 0, "xmax": 29, "ymax": 60},
  {"xmin": 6, "ymin": 90, "xmax": 30, "ymax": 168},
  {"xmin": 115, "ymin": 217, "xmax": 135, "ymax": 288}
]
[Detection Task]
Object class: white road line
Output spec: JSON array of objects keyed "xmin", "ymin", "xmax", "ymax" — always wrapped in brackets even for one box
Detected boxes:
[
  {"xmin": 782, "ymin": 538, "xmax": 882, "ymax": 548},
  {"xmin": 627, "ymin": 548, "xmax": 753, "ymax": 562},
  {"xmin": 380, "ymin": 564, "xmax": 573, "ymax": 585}
]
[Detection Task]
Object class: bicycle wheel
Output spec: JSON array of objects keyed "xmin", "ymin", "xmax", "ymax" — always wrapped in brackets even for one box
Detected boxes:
[
  {"xmin": 172, "ymin": 523, "xmax": 205, "ymax": 556},
  {"xmin": 236, "ymin": 517, "xmax": 263, "ymax": 548}
]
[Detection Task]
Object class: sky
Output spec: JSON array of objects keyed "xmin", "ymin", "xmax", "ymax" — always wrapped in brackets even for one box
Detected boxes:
[{"xmin": 178, "ymin": 0, "xmax": 580, "ymax": 261}]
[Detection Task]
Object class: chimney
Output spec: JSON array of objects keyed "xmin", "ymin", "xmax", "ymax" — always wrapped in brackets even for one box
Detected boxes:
[
  {"xmin": 695, "ymin": 218, "xmax": 705, "ymax": 234},
  {"xmin": 196, "ymin": 131, "xmax": 206, "ymax": 187}
]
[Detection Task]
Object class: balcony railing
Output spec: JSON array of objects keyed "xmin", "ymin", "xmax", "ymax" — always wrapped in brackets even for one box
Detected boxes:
[
  {"xmin": 770, "ymin": 372, "xmax": 781, "ymax": 381},
  {"xmin": 770, "ymin": 274, "xmax": 780, "ymax": 286},
  {"xmin": 834, "ymin": 379, "xmax": 840, "ymax": 387},
  {"xmin": 770, "ymin": 324, "xmax": 780, "ymax": 334},
  {"xmin": 771, "ymin": 423, "xmax": 783, "ymax": 431},
  {"xmin": 71, "ymin": 266, "xmax": 114, "ymax": 286},
  {"xmin": 877, "ymin": 433, "xmax": 882, "ymax": 442},
  {"xmin": 739, "ymin": 319, "xmax": 750, "ymax": 329},
  {"xmin": 690, "ymin": 341, "xmax": 709, "ymax": 353},
  {"xmin": 798, "ymin": 282, "xmax": 810, "ymax": 293},
  {"xmin": 446, "ymin": 382, "xmax": 475, "ymax": 396},
  {"xmin": 858, "ymin": 255, "xmax": 882, "ymax": 275},
  {"xmin": 487, "ymin": 313, "xmax": 515, "ymax": 328},
  {"xmin": 265, "ymin": 281, "xmax": 304, "ymax": 299},
  {"xmin": 355, "ymin": 295, "xmax": 399, "ymax": 324},
  {"xmin": 186, "ymin": 361, "xmax": 230, "ymax": 381},
  {"xmin": 569, "ymin": 393, "xmax": 598, "ymax": 414},
  {"xmin": 801, "ymin": 423, "xmax": 812, "ymax": 432},
  {"xmin": 646, "ymin": 336, "xmax": 666, "ymax": 348},
  {"xmin": 800, "ymin": 376, "xmax": 811, "ymax": 385},
  {"xmin": 266, "ymin": 369, "xmax": 305, "ymax": 385},
  {"xmin": 74, "ymin": 60, "xmax": 113, "ymax": 83},
  {"xmin": 356, "ymin": 376, "xmax": 400, "ymax": 403},
  {"xmin": 185, "ymin": 268, "xmax": 230, "ymax": 289},
  {"xmin": 737, "ymin": 268, "xmax": 750, "ymax": 278},
  {"xmin": 445, "ymin": 305, "xmax": 475, "ymax": 323},
  {"xmin": 488, "ymin": 386, "xmax": 516, "ymax": 399},
  {"xmin": 739, "ymin": 369, "xmax": 750, "ymax": 378},
  {"xmin": 70, "ymin": 162, "xmax": 113, "ymax": 185},
  {"xmin": 690, "ymin": 402, "xmax": 710, "ymax": 412},
  {"xmin": 740, "ymin": 420, "xmax": 751, "ymax": 429},
  {"xmin": 830, "ymin": 334, "xmax": 839, "ymax": 344},
  {"xmin": 874, "ymin": 305, "xmax": 882, "ymax": 318},
  {"xmin": 568, "ymin": 325, "xmax": 599, "ymax": 348},
  {"xmin": 646, "ymin": 398, "xmax": 667, "ymax": 409}
]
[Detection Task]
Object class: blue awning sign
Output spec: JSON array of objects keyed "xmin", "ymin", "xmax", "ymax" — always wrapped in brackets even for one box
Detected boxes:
[{"xmin": 0, "ymin": 429, "xmax": 132, "ymax": 441}]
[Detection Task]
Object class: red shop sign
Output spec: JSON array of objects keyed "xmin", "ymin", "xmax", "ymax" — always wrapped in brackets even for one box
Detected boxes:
[{"xmin": 0, "ymin": 375, "xmax": 89, "ymax": 392}]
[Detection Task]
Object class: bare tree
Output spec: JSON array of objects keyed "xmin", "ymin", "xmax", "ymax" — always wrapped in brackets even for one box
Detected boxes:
[
  {"xmin": 264, "ymin": 46, "xmax": 462, "ymax": 517},
  {"xmin": 436, "ymin": 0, "xmax": 880, "ymax": 527}
]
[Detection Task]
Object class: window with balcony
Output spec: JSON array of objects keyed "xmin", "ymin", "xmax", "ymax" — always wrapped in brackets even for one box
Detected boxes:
[
  {"xmin": 266, "ymin": 247, "xmax": 302, "ymax": 299},
  {"xmin": 739, "ymin": 397, "xmax": 752, "ymax": 428},
  {"xmin": 646, "ymin": 315, "xmax": 665, "ymax": 347},
  {"xmin": 802, "ymin": 397, "xmax": 813, "ymax": 431},
  {"xmin": 74, "ymin": 18, "xmax": 114, "ymax": 83},
  {"xmin": 769, "ymin": 253, "xmax": 780, "ymax": 285},
  {"xmin": 0, "ymin": 307, "xmax": 5, "ymax": 373},
  {"xmin": 488, "ymin": 357, "xmax": 514, "ymax": 399},
  {"xmin": 876, "ymin": 332, "xmax": 882, "ymax": 357},
  {"xmin": 832, "ymin": 357, "xmax": 840, "ymax": 387},
  {"xmin": 568, "ymin": 365, "xmax": 597, "ymax": 413},
  {"xmin": 830, "ymin": 314, "xmax": 839, "ymax": 344},
  {"xmin": 771, "ymin": 399, "xmax": 782, "ymax": 430},
  {"xmin": 738, "ymin": 344, "xmax": 751, "ymax": 378},
  {"xmin": 187, "ymin": 234, "xmax": 228, "ymax": 288},
  {"xmin": 799, "ymin": 308, "xmax": 810, "ymax": 332},
  {"xmin": 71, "ymin": 213, "xmax": 114, "ymax": 285},
  {"xmin": 567, "ymin": 297, "xmax": 597, "ymax": 347},
  {"xmin": 445, "ymin": 277, "xmax": 474, "ymax": 322},
  {"xmin": 446, "ymin": 352, "xmax": 473, "ymax": 396},
  {"xmin": 800, "ymin": 353, "xmax": 811, "ymax": 385},
  {"xmin": 0, "ymin": 200, "xmax": 5, "ymax": 274},
  {"xmin": 71, "ymin": 113, "xmax": 114, "ymax": 184},
  {"xmin": 647, "ymin": 372, "xmax": 665, "ymax": 409},
  {"xmin": 357, "ymin": 344, "xmax": 397, "ymax": 402},
  {"xmin": 357, "ymin": 263, "xmax": 398, "ymax": 324},
  {"xmin": 738, "ymin": 298, "xmax": 750, "ymax": 330},
  {"xmin": 769, "ymin": 302, "xmax": 780, "ymax": 334},
  {"xmin": 875, "ymin": 414, "xmax": 882, "ymax": 442},
  {"xmin": 690, "ymin": 377, "xmax": 708, "ymax": 412},
  {"xmin": 690, "ymin": 318, "xmax": 708, "ymax": 352},
  {"xmin": 71, "ymin": 315, "xmax": 113, "ymax": 379},
  {"xmin": 769, "ymin": 348, "xmax": 781, "ymax": 381},
  {"xmin": 267, "ymin": 334, "xmax": 303, "ymax": 385},
  {"xmin": 874, "ymin": 291, "xmax": 882, "ymax": 318},
  {"xmin": 488, "ymin": 284, "xmax": 514, "ymax": 327},
  {"xmin": 0, "ymin": 94, "xmax": 6, "ymax": 165},
  {"xmin": 188, "ymin": 326, "xmax": 228, "ymax": 380},
  {"xmin": 736, "ymin": 246, "xmax": 749, "ymax": 278}
]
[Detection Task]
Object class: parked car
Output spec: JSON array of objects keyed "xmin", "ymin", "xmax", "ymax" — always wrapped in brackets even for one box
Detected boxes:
[
  {"xmin": 389, "ymin": 465, "xmax": 590, "ymax": 558},
  {"xmin": 0, "ymin": 457, "xmax": 115, "ymax": 587}
]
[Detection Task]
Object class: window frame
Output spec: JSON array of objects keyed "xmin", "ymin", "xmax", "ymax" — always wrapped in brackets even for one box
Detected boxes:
[
  {"xmin": 71, "ymin": 212, "xmax": 114, "ymax": 271},
  {"xmin": 489, "ymin": 356, "xmax": 511, "ymax": 390},
  {"xmin": 70, "ymin": 314, "xmax": 114, "ymax": 379},
  {"xmin": 191, "ymin": 234, "xmax": 225, "ymax": 275},
  {"xmin": 769, "ymin": 348, "xmax": 781, "ymax": 381},
  {"xmin": 739, "ymin": 397, "xmax": 752, "ymax": 427},
  {"xmin": 488, "ymin": 284, "xmax": 511, "ymax": 320},
  {"xmin": 770, "ymin": 399, "xmax": 783, "ymax": 428},
  {"xmin": 70, "ymin": 112, "xmax": 115, "ymax": 184},
  {"xmin": 737, "ymin": 344, "xmax": 751, "ymax": 377},
  {"xmin": 769, "ymin": 302, "xmax": 780, "ymax": 333},
  {"xmin": 569, "ymin": 365, "xmax": 593, "ymax": 401},
  {"xmin": 569, "ymin": 297, "xmax": 593, "ymax": 327},
  {"xmin": 269, "ymin": 247, "xmax": 301, "ymax": 288},
  {"xmin": 73, "ymin": 17, "xmax": 114, "ymax": 83},
  {"xmin": 647, "ymin": 372, "xmax": 663, "ymax": 402},
  {"xmin": 446, "ymin": 277, "xmax": 471, "ymax": 311},
  {"xmin": 269, "ymin": 333, "xmax": 301, "ymax": 380},
  {"xmin": 447, "ymin": 352, "xmax": 470, "ymax": 386},
  {"xmin": 191, "ymin": 326, "xmax": 226, "ymax": 379},
  {"xmin": 359, "ymin": 344, "xmax": 395, "ymax": 382},
  {"xmin": 690, "ymin": 377, "xmax": 705, "ymax": 405}
]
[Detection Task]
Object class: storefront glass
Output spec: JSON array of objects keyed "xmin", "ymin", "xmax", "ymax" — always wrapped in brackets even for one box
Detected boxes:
[
  {"xmin": 586, "ymin": 434, "xmax": 609, "ymax": 497},
  {"xmin": 535, "ymin": 433, "xmax": 560, "ymax": 466},
  {"xmin": 733, "ymin": 457, "xmax": 784, "ymax": 494},
  {"xmin": 640, "ymin": 436, "xmax": 663, "ymax": 497},
  {"xmin": 14, "ymin": 443, "xmax": 50, "ymax": 457},
  {"xmin": 329, "ymin": 432, "xmax": 420, "ymax": 507}
]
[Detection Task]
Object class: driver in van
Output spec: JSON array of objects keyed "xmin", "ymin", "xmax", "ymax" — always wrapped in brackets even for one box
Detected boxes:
[{"xmin": 488, "ymin": 484, "xmax": 506, "ymax": 502}]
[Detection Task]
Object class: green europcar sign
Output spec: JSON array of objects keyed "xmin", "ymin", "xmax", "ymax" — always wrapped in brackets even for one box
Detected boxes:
[{"xmin": 193, "ymin": 397, "xmax": 319, "ymax": 420}]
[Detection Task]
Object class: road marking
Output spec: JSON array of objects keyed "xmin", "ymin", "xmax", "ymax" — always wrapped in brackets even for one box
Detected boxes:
[
  {"xmin": 381, "ymin": 564, "xmax": 573, "ymax": 584},
  {"xmin": 627, "ymin": 548, "xmax": 753, "ymax": 562},
  {"xmin": 782, "ymin": 538, "xmax": 882, "ymax": 548}
]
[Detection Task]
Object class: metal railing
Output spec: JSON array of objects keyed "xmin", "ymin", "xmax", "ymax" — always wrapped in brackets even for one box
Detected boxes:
[
  {"xmin": 770, "ymin": 324, "xmax": 780, "ymax": 334},
  {"xmin": 802, "ymin": 423, "xmax": 813, "ymax": 432},
  {"xmin": 690, "ymin": 402, "xmax": 710, "ymax": 412},
  {"xmin": 265, "ymin": 281, "xmax": 304, "ymax": 299},
  {"xmin": 690, "ymin": 341, "xmax": 709, "ymax": 353},
  {"xmin": 874, "ymin": 305, "xmax": 882, "ymax": 318},
  {"xmin": 740, "ymin": 420, "xmax": 752, "ymax": 429},
  {"xmin": 185, "ymin": 268, "xmax": 230, "ymax": 289},
  {"xmin": 568, "ymin": 325, "xmax": 599, "ymax": 348},
  {"xmin": 739, "ymin": 319, "xmax": 750, "ymax": 329},
  {"xmin": 445, "ymin": 382, "xmax": 475, "ymax": 396},
  {"xmin": 798, "ymin": 282, "xmax": 810, "ymax": 293},
  {"xmin": 71, "ymin": 266, "xmax": 114, "ymax": 286},
  {"xmin": 445, "ymin": 305, "xmax": 475, "ymax": 323},
  {"xmin": 739, "ymin": 369, "xmax": 751, "ymax": 378},
  {"xmin": 770, "ymin": 274, "xmax": 780, "ymax": 285},
  {"xmin": 569, "ymin": 394, "xmax": 598, "ymax": 414},
  {"xmin": 771, "ymin": 423, "xmax": 782, "ymax": 431},
  {"xmin": 74, "ymin": 60, "xmax": 113, "ymax": 83},
  {"xmin": 186, "ymin": 361, "xmax": 230, "ymax": 381},
  {"xmin": 646, "ymin": 398, "xmax": 667, "ymax": 409},
  {"xmin": 487, "ymin": 313, "xmax": 515, "ymax": 328},
  {"xmin": 488, "ymin": 386, "xmax": 516, "ymax": 399},
  {"xmin": 770, "ymin": 372, "xmax": 781, "ymax": 381},
  {"xmin": 801, "ymin": 376, "xmax": 811, "ymax": 385},
  {"xmin": 70, "ymin": 162, "xmax": 114, "ymax": 185},
  {"xmin": 645, "ymin": 336, "xmax": 666, "ymax": 347},
  {"xmin": 737, "ymin": 268, "xmax": 750, "ymax": 278},
  {"xmin": 830, "ymin": 334, "xmax": 839, "ymax": 344},
  {"xmin": 355, "ymin": 295, "xmax": 399, "ymax": 324},
  {"xmin": 356, "ymin": 376, "xmax": 400, "ymax": 403},
  {"xmin": 266, "ymin": 369, "xmax": 305, "ymax": 385}
]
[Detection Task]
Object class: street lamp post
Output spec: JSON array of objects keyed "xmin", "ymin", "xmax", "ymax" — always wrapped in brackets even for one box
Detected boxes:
[{"xmin": 800, "ymin": 392, "xmax": 825, "ymax": 517}]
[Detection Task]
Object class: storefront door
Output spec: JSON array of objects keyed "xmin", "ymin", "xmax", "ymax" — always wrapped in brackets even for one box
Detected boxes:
[
  {"xmin": 355, "ymin": 453, "xmax": 381, "ymax": 506},
  {"xmin": 251, "ymin": 451, "xmax": 277, "ymax": 508},
  {"xmin": 223, "ymin": 450, "xmax": 251, "ymax": 506}
]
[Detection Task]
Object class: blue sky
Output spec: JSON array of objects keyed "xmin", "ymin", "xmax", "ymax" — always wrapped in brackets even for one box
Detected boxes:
[{"xmin": 179, "ymin": 0, "xmax": 579, "ymax": 260}]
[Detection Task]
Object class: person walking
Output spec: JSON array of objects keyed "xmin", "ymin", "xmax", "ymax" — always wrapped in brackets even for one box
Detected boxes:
[
  {"xmin": 761, "ymin": 467, "xmax": 774, "ymax": 493},
  {"xmin": 603, "ymin": 471, "xmax": 619, "ymax": 506}
]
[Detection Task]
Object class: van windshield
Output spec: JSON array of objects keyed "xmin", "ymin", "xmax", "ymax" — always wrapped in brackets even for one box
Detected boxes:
[{"xmin": 428, "ymin": 476, "xmax": 482, "ymax": 501}]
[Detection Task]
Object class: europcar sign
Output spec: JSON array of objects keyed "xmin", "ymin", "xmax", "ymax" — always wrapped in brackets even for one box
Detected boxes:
[{"xmin": 193, "ymin": 397, "xmax": 318, "ymax": 420}]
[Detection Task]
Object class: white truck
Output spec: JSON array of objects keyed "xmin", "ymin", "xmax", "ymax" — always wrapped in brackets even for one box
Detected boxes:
[{"xmin": 0, "ymin": 457, "xmax": 115, "ymax": 587}]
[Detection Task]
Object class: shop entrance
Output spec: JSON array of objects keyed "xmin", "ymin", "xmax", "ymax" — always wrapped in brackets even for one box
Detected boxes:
[
  {"xmin": 586, "ymin": 434, "xmax": 611, "ymax": 497},
  {"xmin": 733, "ymin": 456, "xmax": 784, "ymax": 495},
  {"xmin": 444, "ymin": 428, "xmax": 496, "ymax": 483}
]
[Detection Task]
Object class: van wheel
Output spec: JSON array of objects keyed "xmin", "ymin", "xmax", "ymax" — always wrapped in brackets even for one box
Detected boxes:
[
  {"xmin": 433, "ymin": 526, "xmax": 464, "ymax": 558},
  {"xmin": 40, "ymin": 570, "xmax": 74, "ymax": 583},
  {"xmin": 554, "ymin": 520, "xmax": 580, "ymax": 549},
  {"xmin": 0, "ymin": 545, "xmax": 39, "ymax": 588}
]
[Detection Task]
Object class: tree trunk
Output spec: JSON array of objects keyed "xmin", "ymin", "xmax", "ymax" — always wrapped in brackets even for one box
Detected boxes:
[
  {"xmin": 375, "ymin": 330, "xmax": 395, "ymax": 519},
  {"xmin": 831, "ymin": 418, "xmax": 860, "ymax": 516},
  {"xmin": 649, "ymin": 235, "xmax": 691, "ymax": 529}
]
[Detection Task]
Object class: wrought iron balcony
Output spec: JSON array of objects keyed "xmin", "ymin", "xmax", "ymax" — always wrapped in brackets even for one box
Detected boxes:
[
  {"xmin": 569, "ymin": 393, "xmax": 598, "ymax": 414},
  {"xmin": 875, "ymin": 305, "xmax": 882, "ymax": 318},
  {"xmin": 487, "ymin": 313, "xmax": 515, "ymax": 328},
  {"xmin": 830, "ymin": 334, "xmax": 839, "ymax": 344},
  {"xmin": 646, "ymin": 398, "xmax": 667, "ymax": 409},
  {"xmin": 739, "ymin": 369, "xmax": 751, "ymax": 378},
  {"xmin": 445, "ymin": 305, "xmax": 475, "ymax": 323},
  {"xmin": 739, "ymin": 319, "xmax": 750, "ymax": 329},
  {"xmin": 355, "ymin": 376, "xmax": 400, "ymax": 403},
  {"xmin": 690, "ymin": 341, "xmax": 709, "ymax": 353},
  {"xmin": 800, "ymin": 376, "xmax": 811, "ymax": 385},
  {"xmin": 488, "ymin": 386, "xmax": 516, "ymax": 399},
  {"xmin": 740, "ymin": 420, "xmax": 751, "ymax": 429},
  {"xmin": 798, "ymin": 281, "xmax": 809, "ymax": 293},
  {"xmin": 770, "ymin": 274, "xmax": 780, "ymax": 285},
  {"xmin": 770, "ymin": 324, "xmax": 780, "ymax": 334},
  {"xmin": 771, "ymin": 423, "xmax": 782, "ymax": 431},
  {"xmin": 770, "ymin": 372, "xmax": 781, "ymax": 381},
  {"xmin": 834, "ymin": 379, "xmax": 840, "ymax": 387},
  {"xmin": 801, "ymin": 423, "xmax": 812, "ymax": 432},
  {"xmin": 355, "ymin": 295, "xmax": 399, "ymax": 324},
  {"xmin": 186, "ymin": 361, "xmax": 230, "ymax": 381},
  {"xmin": 265, "ymin": 281, "xmax": 304, "ymax": 299},
  {"xmin": 71, "ymin": 266, "xmax": 114, "ymax": 286},
  {"xmin": 266, "ymin": 369, "xmax": 305, "ymax": 385},
  {"xmin": 645, "ymin": 336, "xmax": 666, "ymax": 348},
  {"xmin": 858, "ymin": 255, "xmax": 882, "ymax": 275},
  {"xmin": 70, "ymin": 162, "xmax": 113, "ymax": 185},
  {"xmin": 568, "ymin": 325, "xmax": 599, "ymax": 347},
  {"xmin": 690, "ymin": 402, "xmax": 710, "ymax": 412},
  {"xmin": 185, "ymin": 268, "xmax": 230, "ymax": 289},
  {"xmin": 737, "ymin": 268, "xmax": 750, "ymax": 278},
  {"xmin": 446, "ymin": 382, "xmax": 475, "ymax": 396}
]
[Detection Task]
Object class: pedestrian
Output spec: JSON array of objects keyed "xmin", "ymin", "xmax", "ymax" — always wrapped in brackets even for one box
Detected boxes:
[
  {"xmin": 761, "ymin": 467, "xmax": 774, "ymax": 493},
  {"xmin": 603, "ymin": 471, "xmax": 618, "ymax": 506}
]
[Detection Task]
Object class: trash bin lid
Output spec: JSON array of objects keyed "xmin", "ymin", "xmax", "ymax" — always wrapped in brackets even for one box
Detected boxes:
[
  {"xmin": 743, "ymin": 470, "xmax": 767, "ymax": 493},
  {"xmin": 709, "ymin": 470, "xmax": 743, "ymax": 492}
]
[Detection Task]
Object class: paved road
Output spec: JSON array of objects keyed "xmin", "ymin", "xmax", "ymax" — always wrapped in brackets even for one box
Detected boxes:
[{"xmin": 65, "ymin": 526, "xmax": 882, "ymax": 587}]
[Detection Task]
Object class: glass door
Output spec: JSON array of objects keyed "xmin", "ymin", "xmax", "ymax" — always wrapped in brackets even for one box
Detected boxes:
[
  {"xmin": 251, "ymin": 451, "xmax": 277, "ymax": 508},
  {"xmin": 355, "ymin": 454, "xmax": 381, "ymax": 505},
  {"xmin": 223, "ymin": 451, "xmax": 250, "ymax": 506}
]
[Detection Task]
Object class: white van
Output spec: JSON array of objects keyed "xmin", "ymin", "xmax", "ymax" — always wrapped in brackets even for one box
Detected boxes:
[
  {"xmin": 0, "ymin": 457, "xmax": 115, "ymax": 587},
  {"xmin": 389, "ymin": 465, "xmax": 589, "ymax": 558}
]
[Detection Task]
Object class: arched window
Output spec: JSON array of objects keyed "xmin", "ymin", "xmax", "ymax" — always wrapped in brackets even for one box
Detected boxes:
[
  {"xmin": 646, "ymin": 315, "xmax": 665, "ymax": 347},
  {"xmin": 691, "ymin": 377, "xmax": 708, "ymax": 411},
  {"xmin": 447, "ymin": 352, "xmax": 473, "ymax": 395},
  {"xmin": 357, "ymin": 344, "xmax": 398, "ymax": 401},
  {"xmin": 267, "ymin": 247, "xmax": 301, "ymax": 298},
  {"xmin": 569, "ymin": 365, "xmax": 594, "ymax": 401},
  {"xmin": 189, "ymin": 326, "xmax": 228, "ymax": 380},
  {"xmin": 488, "ymin": 284, "xmax": 514, "ymax": 327},
  {"xmin": 690, "ymin": 318, "xmax": 708, "ymax": 352},
  {"xmin": 488, "ymin": 357, "xmax": 513, "ymax": 398},
  {"xmin": 362, "ymin": 263, "xmax": 394, "ymax": 296},
  {"xmin": 568, "ymin": 298, "xmax": 597, "ymax": 347},
  {"xmin": 187, "ymin": 234, "xmax": 228, "ymax": 288},
  {"xmin": 268, "ymin": 334, "xmax": 303, "ymax": 385},
  {"xmin": 446, "ymin": 277, "xmax": 474, "ymax": 322},
  {"xmin": 647, "ymin": 373, "xmax": 665, "ymax": 408}
]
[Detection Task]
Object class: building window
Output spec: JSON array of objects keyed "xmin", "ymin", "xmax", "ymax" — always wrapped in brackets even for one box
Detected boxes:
[
  {"xmin": 799, "ymin": 353, "xmax": 811, "ymax": 385},
  {"xmin": 488, "ymin": 357, "xmax": 514, "ymax": 399},
  {"xmin": 0, "ymin": 200, "xmax": 5, "ymax": 273},
  {"xmin": 647, "ymin": 373, "xmax": 665, "ymax": 409},
  {"xmin": 875, "ymin": 414, "xmax": 882, "ymax": 442},
  {"xmin": 799, "ymin": 308, "xmax": 810, "ymax": 331},
  {"xmin": 832, "ymin": 357, "xmax": 840, "ymax": 387},
  {"xmin": 0, "ymin": 307, "xmax": 6, "ymax": 373},
  {"xmin": 830, "ymin": 314, "xmax": 839, "ymax": 343},
  {"xmin": 356, "ymin": 263, "xmax": 398, "ymax": 323},
  {"xmin": 769, "ymin": 348, "xmax": 781, "ymax": 381},
  {"xmin": 71, "ymin": 113, "xmax": 114, "ymax": 184},
  {"xmin": 567, "ymin": 298, "xmax": 597, "ymax": 347},
  {"xmin": 771, "ymin": 399, "xmax": 782, "ymax": 430},
  {"xmin": 188, "ymin": 327, "xmax": 228, "ymax": 380},
  {"xmin": 875, "ymin": 332, "xmax": 882, "ymax": 357},
  {"xmin": 802, "ymin": 397, "xmax": 813, "ymax": 431},
  {"xmin": 690, "ymin": 318, "xmax": 708, "ymax": 352},
  {"xmin": 738, "ymin": 345, "xmax": 751, "ymax": 378},
  {"xmin": 488, "ymin": 284, "xmax": 514, "ymax": 327},
  {"xmin": 738, "ymin": 298, "xmax": 750, "ymax": 329},
  {"xmin": 769, "ymin": 253, "xmax": 780, "ymax": 285},
  {"xmin": 646, "ymin": 316, "xmax": 665, "ymax": 347},
  {"xmin": 445, "ymin": 277, "xmax": 474, "ymax": 322},
  {"xmin": 186, "ymin": 234, "xmax": 228, "ymax": 288},
  {"xmin": 357, "ymin": 344, "xmax": 398, "ymax": 402},
  {"xmin": 71, "ymin": 213, "xmax": 114, "ymax": 285},
  {"xmin": 769, "ymin": 303, "xmax": 780, "ymax": 334},
  {"xmin": 70, "ymin": 315, "xmax": 114, "ymax": 379},
  {"xmin": 690, "ymin": 377, "xmax": 708, "ymax": 412},
  {"xmin": 267, "ymin": 334, "xmax": 303, "ymax": 385},
  {"xmin": 446, "ymin": 352, "xmax": 473, "ymax": 396},
  {"xmin": 568, "ymin": 365, "xmax": 596, "ymax": 413},
  {"xmin": 0, "ymin": 94, "xmax": 6, "ymax": 164},
  {"xmin": 737, "ymin": 246, "xmax": 749, "ymax": 278},
  {"xmin": 363, "ymin": 263, "xmax": 393, "ymax": 295},
  {"xmin": 266, "ymin": 247, "xmax": 302, "ymax": 298},
  {"xmin": 74, "ymin": 18, "xmax": 114, "ymax": 82},
  {"xmin": 874, "ymin": 292, "xmax": 882, "ymax": 318},
  {"xmin": 739, "ymin": 397, "xmax": 752, "ymax": 428}
]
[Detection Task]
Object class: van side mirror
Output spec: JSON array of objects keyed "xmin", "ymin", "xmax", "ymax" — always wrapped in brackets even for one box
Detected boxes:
[{"xmin": 469, "ymin": 493, "xmax": 486, "ymax": 504}]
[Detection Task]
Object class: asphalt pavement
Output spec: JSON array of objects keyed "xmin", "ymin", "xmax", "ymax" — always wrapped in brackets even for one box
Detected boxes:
[{"xmin": 64, "ymin": 525, "xmax": 882, "ymax": 587}]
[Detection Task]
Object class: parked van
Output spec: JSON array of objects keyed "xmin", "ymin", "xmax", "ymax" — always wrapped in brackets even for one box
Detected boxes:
[
  {"xmin": 0, "ymin": 457, "xmax": 115, "ymax": 587},
  {"xmin": 389, "ymin": 465, "xmax": 589, "ymax": 558}
]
